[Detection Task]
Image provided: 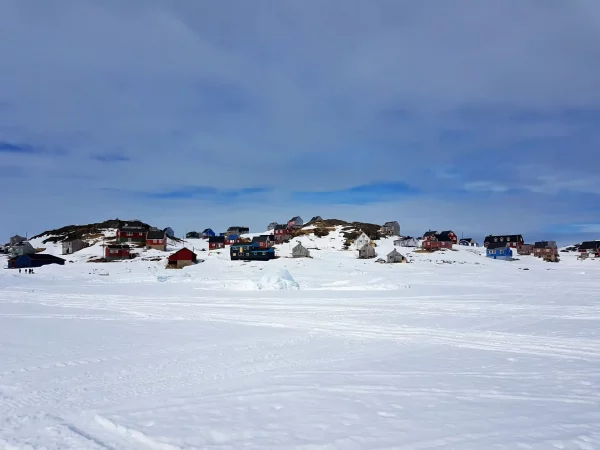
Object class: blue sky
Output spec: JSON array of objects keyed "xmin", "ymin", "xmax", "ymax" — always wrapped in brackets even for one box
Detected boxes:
[{"xmin": 1, "ymin": 1, "xmax": 600, "ymax": 244}]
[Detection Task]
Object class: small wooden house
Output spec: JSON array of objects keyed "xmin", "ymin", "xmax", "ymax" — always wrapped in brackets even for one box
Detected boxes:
[
  {"xmin": 533, "ymin": 241, "xmax": 558, "ymax": 258},
  {"xmin": 116, "ymin": 224, "xmax": 148, "ymax": 244},
  {"xmin": 168, "ymin": 247, "xmax": 197, "ymax": 268},
  {"xmin": 517, "ymin": 244, "xmax": 534, "ymax": 255},
  {"xmin": 9, "ymin": 235, "xmax": 26, "ymax": 246},
  {"xmin": 8, "ymin": 241, "xmax": 36, "ymax": 257},
  {"xmin": 459, "ymin": 238, "xmax": 476, "ymax": 247},
  {"xmin": 146, "ymin": 230, "xmax": 167, "ymax": 251},
  {"xmin": 201, "ymin": 229, "xmax": 215, "ymax": 238},
  {"xmin": 287, "ymin": 216, "xmax": 304, "ymax": 229},
  {"xmin": 483, "ymin": 234, "xmax": 524, "ymax": 249},
  {"xmin": 381, "ymin": 221, "xmax": 400, "ymax": 236},
  {"xmin": 579, "ymin": 241, "xmax": 600, "ymax": 255},
  {"xmin": 422, "ymin": 230, "xmax": 438, "ymax": 241},
  {"xmin": 437, "ymin": 230, "xmax": 458, "ymax": 245},
  {"xmin": 226, "ymin": 226, "xmax": 249, "ymax": 236},
  {"xmin": 486, "ymin": 242, "xmax": 513, "ymax": 260},
  {"xmin": 358, "ymin": 243, "xmax": 376, "ymax": 259},
  {"xmin": 8, "ymin": 253, "xmax": 65, "ymax": 269},
  {"xmin": 355, "ymin": 231, "xmax": 371, "ymax": 249},
  {"xmin": 386, "ymin": 249, "xmax": 406, "ymax": 263},
  {"xmin": 252, "ymin": 235, "xmax": 274, "ymax": 249},
  {"xmin": 105, "ymin": 244, "xmax": 132, "ymax": 261},
  {"xmin": 422, "ymin": 239, "xmax": 452, "ymax": 251},
  {"xmin": 292, "ymin": 242, "xmax": 310, "ymax": 258},
  {"xmin": 273, "ymin": 224, "xmax": 292, "ymax": 243},
  {"xmin": 230, "ymin": 243, "xmax": 275, "ymax": 261},
  {"xmin": 208, "ymin": 236, "xmax": 226, "ymax": 250},
  {"xmin": 395, "ymin": 237, "xmax": 419, "ymax": 247},
  {"xmin": 62, "ymin": 238, "xmax": 85, "ymax": 255}
]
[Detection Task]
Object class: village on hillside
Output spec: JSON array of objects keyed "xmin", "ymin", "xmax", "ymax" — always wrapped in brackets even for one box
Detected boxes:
[{"xmin": 1, "ymin": 215, "xmax": 599, "ymax": 270}]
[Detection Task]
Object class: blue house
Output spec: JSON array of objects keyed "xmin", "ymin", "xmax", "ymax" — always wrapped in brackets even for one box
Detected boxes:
[
  {"xmin": 8, "ymin": 253, "xmax": 66, "ymax": 269},
  {"xmin": 202, "ymin": 228, "xmax": 216, "ymax": 238},
  {"xmin": 486, "ymin": 242, "xmax": 513, "ymax": 260}
]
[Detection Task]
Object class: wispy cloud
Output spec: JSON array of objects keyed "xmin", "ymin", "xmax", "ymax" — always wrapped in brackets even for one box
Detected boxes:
[
  {"xmin": 0, "ymin": 141, "xmax": 38, "ymax": 154},
  {"xmin": 91, "ymin": 153, "xmax": 131, "ymax": 163},
  {"xmin": 142, "ymin": 185, "xmax": 271, "ymax": 201},
  {"xmin": 292, "ymin": 182, "xmax": 419, "ymax": 205}
]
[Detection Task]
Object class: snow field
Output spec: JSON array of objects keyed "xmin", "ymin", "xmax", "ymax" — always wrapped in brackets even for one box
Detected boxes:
[{"xmin": 1, "ymin": 228, "xmax": 600, "ymax": 448}]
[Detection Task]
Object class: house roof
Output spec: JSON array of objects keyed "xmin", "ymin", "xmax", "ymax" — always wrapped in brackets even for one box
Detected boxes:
[
  {"xmin": 274, "ymin": 224, "xmax": 288, "ymax": 231},
  {"xmin": 209, "ymin": 236, "xmax": 225, "ymax": 243},
  {"xmin": 384, "ymin": 221, "xmax": 398, "ymax": 227},
  {"xmin": 289, "ymin": 216, "xmax": 302, "ymax": 222},
  {"xmin": 118, "ymin": 226, "xmax": 147, "ymax": 233},
  {"xmin": 579, "ymin": 241, "xmax": 600, "ymax": 250},
  {"xmin": 147, "ymin": 230, "xmax": 166, "ymax": 239},
  {"xmin": 22, "ymin": 253, "xmax": 66, "ymax": 262},
  {"xmin": 107, "ymin": 244, "xmax": 130, "ymax": 249},
  {"xmin": 227, "ymin": 234, "xmax": 239, "ymax": 240},
  {"xmin": 484, "ymin": 235, "xmax": 523, "ymax": 244},
  {"xmin": 487, "ymin": 242, "xmax": 509, "ymax": 250},
  {"xmin": 436, "ymin": 231, "xmax": 455, "ymax": 242},
  {"xmin": 423, "ymin": 231, "xmax": 437, "ymax": 237},
  {"xmin": 534, "ymin": 241, "xmax": 556, "ymax": 248},
  {"xmin": 387, "ymin": 249, "xmax": 403, "ymax": 256},
  {"xmin": 202, "ymin": 228, "xmax": 214, "ymax": 233},
  {"xmin": 168, "ymin": 247, "xmax": 196, "ymax": 261},
  {"xmin": 252, "ymin": 235, "xmax": 272, "ymax": 242},
  {"xmin": 460, "ymin": 238, "xmax": 474, "ymax": 242}
]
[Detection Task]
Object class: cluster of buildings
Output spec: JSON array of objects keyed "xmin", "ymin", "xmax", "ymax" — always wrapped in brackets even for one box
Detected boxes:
[
  {"xmin": 104, "ymin": 224, "xmax": 173, "ymax": 261},
  {"xmin": 2, "ymin": 235, "xmax": 66, "ymax": 269}
]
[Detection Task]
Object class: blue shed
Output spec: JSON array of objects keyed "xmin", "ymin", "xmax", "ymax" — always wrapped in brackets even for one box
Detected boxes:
[
  {"xmin": 202, "ymin": 228, "xmax": 216, "ymax": 238},
  {"xmin": 486, "ymin": 243, "xmax": 513, "ymax": 260},
  {"xmin": 9, "ymin": 253, "xmax": 66, "ymax": 269}
]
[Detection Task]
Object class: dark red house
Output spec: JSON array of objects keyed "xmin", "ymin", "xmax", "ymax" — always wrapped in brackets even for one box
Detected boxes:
[
  {"xmin": 437, "ymin": 230, "xmax": 458, "ymax": 245},
  {"xmin": 422, "ymin": 240, "xmax": 452, "ymax": 251},
  {"xmin": 116, "ymin": 224, "xmax": 148, "ymax": 245},
  {"xmin": 273, "ymin": 224, "xmax": 292, "ymax": 243},
  {"xmin": 168, "ymin": 247, "xmax": 197, "ymax": 268},
  {"xmin": 209, "ymin": 236, "xmax": 225, "ymax": 250},
  {"xmin": 533, "ymin": 241, "xmax": 558, "ymax": 257},
  {"xmin": 422, "ymin": 230, "xmax": 438, "ymax": 241},
  {"xmin": 252, "ymin": 235, "xmax": 274, "ymax": 249},
  {"xmin": 105, "ymin": 244, "xmax": 132, "ymax": 261},
  {"xmin": 483, "ymin": 235, "xmax": 524, "ymax": 249}
]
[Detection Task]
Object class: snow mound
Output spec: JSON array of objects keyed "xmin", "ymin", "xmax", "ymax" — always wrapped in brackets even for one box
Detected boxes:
[{"xmin": 256, "ymin": 269, "xmax": 300, "ymax": 290}]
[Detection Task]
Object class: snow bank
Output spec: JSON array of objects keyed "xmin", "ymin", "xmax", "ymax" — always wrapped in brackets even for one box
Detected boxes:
[{"xmin": 256, "ymin": 269, "xmax": 300, "ymax": 290}]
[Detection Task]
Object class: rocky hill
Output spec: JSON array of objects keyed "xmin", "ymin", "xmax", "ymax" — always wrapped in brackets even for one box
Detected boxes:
[
  {"xmin": 296, "ymin": 218, "xmax": 383, "ymax": 247},
  {"xmin": 32, "ymin": 219, "xmax": 152, "ymax": 244}
]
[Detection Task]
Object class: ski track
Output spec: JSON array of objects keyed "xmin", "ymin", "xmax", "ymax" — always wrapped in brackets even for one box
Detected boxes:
[{"xmin": 2, "ymin": 251, "xmax": 600, "ymax": 448}]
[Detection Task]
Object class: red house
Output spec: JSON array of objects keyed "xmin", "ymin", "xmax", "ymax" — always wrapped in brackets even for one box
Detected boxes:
[
  {"xmin": 483, "ymin": 235, "xmax": 524, "ymax": 249},
  {"xmin": 146, "ymin": 229, "xmax": 167, "ymax": 251},
  {"xmin": 116, "ymin": 224, "xmax": 148, "ymax": 244},
  {"xmin": 422, "ymin": 240, "xmax": 452, "ymax": 251},
  {"xmin": 105, "ymin": 244, "xmax": 132, "ymax": 261},
  {"xmin": 252, "ymin": 235, "xmax": 274, "ymax": 248},
  {"xmin": 209, "ymin": 236, "xmax": 225, "ymax": 250},
  {"xmin": 422, "ymin": 230, "xmax": 438, "ymax": 241},
  {"xmin": 168, "ymin": 247, "xmax": 197, "ymax": 268},
  {"xmin": 273, "ymin": 224, "xmax": 292, "ymax": 243},
  {"xmin": 437, "ymin": 230, "xmax": 458, "ymax": 245}
]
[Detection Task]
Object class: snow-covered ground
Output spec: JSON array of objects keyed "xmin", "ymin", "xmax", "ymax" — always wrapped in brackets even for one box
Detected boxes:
[{"xmin": 1, "ymin": 228, "xmax": 600, "ymax": 449}]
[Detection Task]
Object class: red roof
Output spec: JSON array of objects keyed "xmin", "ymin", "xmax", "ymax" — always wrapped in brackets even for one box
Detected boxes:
[{"xmin": 168, "ymin": 247, "xmax": 197, "ymax": 262}]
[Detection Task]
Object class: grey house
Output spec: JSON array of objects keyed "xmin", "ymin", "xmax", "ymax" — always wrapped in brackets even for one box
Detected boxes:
[
  {"xmin": 358, "ymin": 243, "xmax": 376, "ymax": 259},
  {"xmin": 381, "ymin": 221, "xmax": 400, "ymax": 236},
  {"xmin": 10, "ymin": 235, "xmax": 26, "ymax": 246},
  {"xmin": 9, "ymin": 241, "xmax": 36, "ymax": 257},
  {"xmin": 62, "ymin": 238, "xmax": 86, "ymax": 255},
  {"xmin": 387, "ymin": 249, "xmax": 406, "ymax": 263},
  {"xmin": 395, "ymin": 237, "xmax": 419, "ymax": 247},
  {"xmin": 267, "ymin": 222, "xmax": 278, "ymax": 231},
  {"xmin": 292, "ymin": 242, "xmax": 310, "ymax": 258}
]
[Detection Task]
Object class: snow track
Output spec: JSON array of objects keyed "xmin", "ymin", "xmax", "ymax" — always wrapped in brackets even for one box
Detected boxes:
[{"xmin": 1, "ymin": 245, "xmax": 600, "ymax": 448}]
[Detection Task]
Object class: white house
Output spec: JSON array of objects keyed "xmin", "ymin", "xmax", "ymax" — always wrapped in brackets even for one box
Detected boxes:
[
  {"xmin": 355, "ymin": 232, "xmax": 371, "ymax": 249},
  {"xmin": 394, "ymin": 237, "xmax": 419, "ymax": 247}
]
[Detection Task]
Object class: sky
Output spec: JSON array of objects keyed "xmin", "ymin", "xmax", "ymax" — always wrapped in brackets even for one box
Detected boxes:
[{"xmin": 1, "ymin": 0, "xmax": 600, "ymax": 245}]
